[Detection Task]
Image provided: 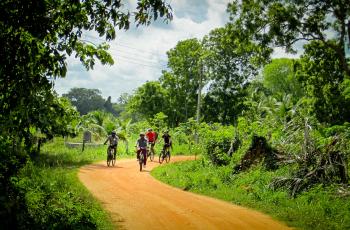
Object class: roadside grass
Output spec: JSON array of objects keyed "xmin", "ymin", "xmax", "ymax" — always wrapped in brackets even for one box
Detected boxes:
[
  {"xmin": 15, "ymin": 137, "xmax": 121, "ymax": 229},
  {"xmin": 16, "ymin": 136, "xmax": 193, "ymax": 228},
  {"xmin": 151, "ymin": 159, "xmax": 350, "ymax": 230}
]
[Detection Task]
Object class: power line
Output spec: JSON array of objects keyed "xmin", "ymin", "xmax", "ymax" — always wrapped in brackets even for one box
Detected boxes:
[
  {"xmin": 110, "ymin": 47, "xmax": 167, "ymax": 65},
  {"xmin": 112, "ymin": 46, "xmax": 167, "ymax": 61},
  {"xmin": 82, "ymin": 34, "xmax": 169, "ymax": 67},
  {"xmin": 116, "ymin": 56, "xmax": 168, "ymax": 69},
  {"xmin": 83, "ymin": 34, "xmax": 167, "ymax": 58},
  {"xmin": 117, "ymin": 55, "xmax": 167, "ymax": 68},
  {"xmin": 115, "ymin": 41, "xmax": 166, "ymax": 57}
]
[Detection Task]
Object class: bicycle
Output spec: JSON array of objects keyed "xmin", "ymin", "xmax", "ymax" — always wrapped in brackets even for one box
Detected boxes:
[
  {"xmin": 106, "ymin": 145, "xmax": 116, "ymax": 167},
  {"xmin": 138, "ymin": 147, "xmax": 147, "ymax": 171},
  {"xmin": 159, "ymin": 144, "xmax": 170, "ymax": 164}
]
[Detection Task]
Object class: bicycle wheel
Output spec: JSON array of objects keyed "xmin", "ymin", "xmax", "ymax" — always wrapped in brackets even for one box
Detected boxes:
[
  {"xmin": 107, "ymin": 154, "xmax": 111, "ymax": 167},
  {"xmin": 111, "ymin": 149, "xmax": 116, "ymax": 166},
  {"xmin": 165, "ymin": 150, "xmax": 170, "ymax": 163},
  {"xmin": 159, "ymin": 150, "xmax": 164, "ymax": 164},
  {"xmin": 139, "ymin": 154, "xmax": 144, "ymax": 171},
  {"xmin": 106, "ymin": 148, "xmax": 111, "ymax": 166},
  {"xmin": 150, "ymin": 148, "xmax": 154, "ymax": 161}
]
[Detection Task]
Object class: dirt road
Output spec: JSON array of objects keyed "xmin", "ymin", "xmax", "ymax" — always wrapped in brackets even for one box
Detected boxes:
[{"xmin": 79, "ymin": 156, "xmax": 291, "ymax": 230}]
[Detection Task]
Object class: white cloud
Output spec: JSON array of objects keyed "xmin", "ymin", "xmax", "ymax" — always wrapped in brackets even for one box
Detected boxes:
[{"xmin": 54, "ymin": 1, "xmax": 230, "ymax": 102}]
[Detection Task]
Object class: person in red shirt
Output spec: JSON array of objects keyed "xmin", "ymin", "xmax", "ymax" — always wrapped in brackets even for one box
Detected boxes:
[{"xmin": 145, "ymin": 128, "xmax": 157, "ymax": 151}]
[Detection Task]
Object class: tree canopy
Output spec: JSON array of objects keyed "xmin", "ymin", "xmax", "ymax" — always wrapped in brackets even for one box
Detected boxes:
[
  {"xmin": 202, "ymin": 25, "xmax": 257, "ymax": 124},
  {"xmin": 263, "ymin": 58, "xmax": 303, "ymax": 101},
  {"xmin": 160, "ymin": 38, "xmax": 205, "ymax": 125},
  {"xmin": 0, "ymin": 0, "xmax": 172, "ymax": 145},
  {"xmin": 227, "ymin": 0, "xmax": 350, "ymax": 76},
  {"xmin": 127, "ymin": 81, "xmax": 168, "ymax": 121},
  {"xmin": 63, "ymin": 88, "xmax": 106, "ymax": 115}
]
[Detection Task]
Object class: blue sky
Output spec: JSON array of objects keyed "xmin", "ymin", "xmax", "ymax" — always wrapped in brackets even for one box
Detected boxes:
[{"xmin": 53, "ymin": 0, "xmax": 297, "ymax": 102}]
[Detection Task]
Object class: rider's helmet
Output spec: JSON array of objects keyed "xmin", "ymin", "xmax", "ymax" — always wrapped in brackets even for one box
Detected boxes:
[
  {"xmin": 148, "ymin": 128, "xmax": 152, "ymax": 132},
  {"xmin": 111, "ymin": 130, "xmax": 116, "ymax": 136},
  {"xmin": 140, "ymin": 133, "xmax": 145, "ymax": 137}
]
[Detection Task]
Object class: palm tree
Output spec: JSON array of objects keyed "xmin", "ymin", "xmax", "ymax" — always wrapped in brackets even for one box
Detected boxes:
[
  {"xmin": 76, "ymin": 111, "xmax": 108, "ymax": 141},
  {"xmin": 116, "ymin": 118, "xmax": 132, "ymax": 154}
]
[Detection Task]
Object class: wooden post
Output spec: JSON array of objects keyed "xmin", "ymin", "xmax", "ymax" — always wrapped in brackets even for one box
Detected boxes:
[{"xmin": 82, "ymin": 140, "xmax": 85, "ymax": 152}]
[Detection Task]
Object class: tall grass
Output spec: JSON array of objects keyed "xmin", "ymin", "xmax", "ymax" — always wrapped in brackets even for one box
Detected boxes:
[
  {"xmin": 15, "ymin": 137, "xmax": 118, "ymax": 229},
  {"xmin": 152, "ymin": 159, "xmax": 350, "ymax": 230}
]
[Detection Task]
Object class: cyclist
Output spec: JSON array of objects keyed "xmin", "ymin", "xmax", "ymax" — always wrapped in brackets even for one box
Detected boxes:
[
  {"xmin": 104, "ymin": 130, "xmax": 119, "ymax": 159},
  {"xmin": 145, "ymin": 128, "xmax": 157, "ymax": 153},
  {"xmin": 161, "ymin": 130, "xmax": 172, "ymax": 153},
  {"xmin": 136, "ymin": 133, "xmax": 148, "ymax": 168}
]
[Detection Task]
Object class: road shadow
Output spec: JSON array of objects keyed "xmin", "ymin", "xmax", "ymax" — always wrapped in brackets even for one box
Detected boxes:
[{"xmin": 83, "ymin": 164, "xmax": 124, "ymax": 170}]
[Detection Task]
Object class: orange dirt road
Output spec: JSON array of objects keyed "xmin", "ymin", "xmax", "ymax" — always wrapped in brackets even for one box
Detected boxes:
[{"xmin": 79, "ymin": 156, "xmax": 292, "ymax": 230}]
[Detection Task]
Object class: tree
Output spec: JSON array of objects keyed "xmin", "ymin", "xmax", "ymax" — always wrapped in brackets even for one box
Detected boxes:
[
  {"xmin": 1, "ymin": 0, "xmax": 172, "ymax": 148},
  {"xmin": 63, "ymin": 88, "xmax": 105, "ymax": 115},
  {"xmin": 114, "ymin": 93, "xmax": 131, "ymax": 118},
  {"xmin": 263, "ymin": 58, "xmax": 304, "ymax": 102},
  {"xmin": 116, "ymin": 118, "xmax": 132, "ymax": 154},
  {"xmin": 228, "ymin": 0, "xmax": 350, "ymax": 76},
  {"xmin": 160, "ymin": 38, "xmax": 205, "ymax": 126},
  {"xmin": 297, "ymin": 41, "xmax": 350, "ymax": 124},
  {"xmin": 0, "ymin": 0, "xmax": 172, "ymax": 227},
  {"xmin": 104, "ymin": 96, "xmax": 118, "ymax": 116},
  {"xmin": 126, "ymin": 81, "xmax": 169, "ymax": 121},
  {"xmin": 201, "ymin": 25, "xmax": 257, "ymax": 124}
]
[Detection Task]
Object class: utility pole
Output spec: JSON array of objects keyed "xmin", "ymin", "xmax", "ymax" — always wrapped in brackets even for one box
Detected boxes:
[{"xmin": 195, "ymin": 60, "xmax": 203, "ymax": 146}]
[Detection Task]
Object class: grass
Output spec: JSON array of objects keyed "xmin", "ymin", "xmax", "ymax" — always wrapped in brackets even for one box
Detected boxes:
[
  {"xmin": 151, "ymin": 158, "xmax": 350, "ymax": 230},
  {"xmin": 16, "ymin": 137, "xmax": 121, "ymax": 229}
]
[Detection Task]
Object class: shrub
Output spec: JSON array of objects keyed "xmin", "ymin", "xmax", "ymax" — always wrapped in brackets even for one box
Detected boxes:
[
  {"xmin": 14, "ymin": 162, "xmax": 111, "ymax": 229},
  {"xmin": 201, "ymin": 125, "xmax": 233, "ymax": 166}
]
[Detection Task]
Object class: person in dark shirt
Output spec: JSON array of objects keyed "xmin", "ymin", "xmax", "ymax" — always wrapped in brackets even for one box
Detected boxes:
[
  {"xmin": 161, "ymin": 130, "xmax": 172, "ymax": 152},
  {"xmin": 136, "ymin": 133, "xmax": 148, "ymax": 167},
  {"xmin": 104, "ymin": 130, "xmax": 119, "ymax": 159}
]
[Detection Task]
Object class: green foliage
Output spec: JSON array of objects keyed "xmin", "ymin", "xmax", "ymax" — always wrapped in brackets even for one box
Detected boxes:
[
  {"xmin": 202, "ymin": 25, "xmax": 257, "ymax": 124},
  {"xmin": 10, "ymin": 138, "xmax": 115, "ymax": 229},
  {"xmin": 63, "ymin": 88, "xmax": 106, "ymax": 115},
  {"xmin": 227, "ymin": 0, "xmax": 350, "ymax": 75},
  {"xmin": 160, "ymin": 39, "xmax": 205, "ymax": 126},
  {"xmin": 113, "ymin": 93, "xmax": 131, "ymax": 119},
  {"xmin": 1, "ymin": 1, "xmax": 172, "ymax": 226},
  {"xmin": 103, "ymin": 96, "xmax": 118, "ymax": 116},
  {"xmin": 129, "ymin": 120, "xmax": 151, "ymax": 136},
  {"xmin": 127, "ymin": 81, "xmax": 169, "ymax": 121},
  {"xmin": 297, "ymin": 41, "xmax": 350, "ymax": 124},
  {"xmin": 271, "ymin": 129, "xmax": 349, "ymax": 197},
  {"xmin": 152, "ymin": 161, "xmax": 350, "ymax": 230},
  {"xmin": 150, "ymin": 112, "xmax": 168, "ymax": 132},
  {"xmin": 77, "ymin": 111, "xmax": 108, "ymax": 140},
  {"xmin": 263, "ymin": 58, "xmax": 303, "ymax": 101},
  {"xmin": 200, "ymin": 124, "xmax": 234, "ymax": 166},
  {"xmin": 0, "ymin": 137, "xmax": 29, "ymax": 227}
]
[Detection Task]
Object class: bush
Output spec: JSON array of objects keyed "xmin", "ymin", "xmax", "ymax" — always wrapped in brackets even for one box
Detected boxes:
[
  {"xmin": 14, "ymin": 162, "xmax": 112, "ymax": 229},
  {"xmin": 201, "ymin": 124, "xmax": 233, "ymax": 166},
  {"xmin": 0, "ymin": 136, "xmax": 29, "ymax": 228}
]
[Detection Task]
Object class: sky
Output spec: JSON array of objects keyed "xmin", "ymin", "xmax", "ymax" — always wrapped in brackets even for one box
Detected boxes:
[{"xmin": 53, "ymin": 0, "xmax": 298, "ymax": 102}]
